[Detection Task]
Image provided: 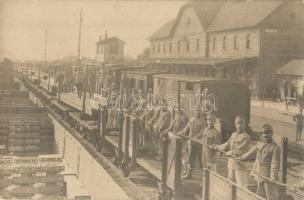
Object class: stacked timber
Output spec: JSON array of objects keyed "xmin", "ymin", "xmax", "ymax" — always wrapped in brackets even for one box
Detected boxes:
[
  {"xmin": 0, "ymin": 90, "xmax": 54, "ymax": 156},
  {"xmin": 0, "ymin": 156, "xmax": 66, "ymax": 200},
  {"xmin": 0, "ymin": 120, "xmax": 9, "ymax": 154},
  {"xmin": 5, "ymin": 117, "xmax": 54, "ymax": 156}
]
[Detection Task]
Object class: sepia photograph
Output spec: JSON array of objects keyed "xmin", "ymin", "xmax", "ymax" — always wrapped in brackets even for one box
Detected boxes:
[{"xmin": 0, "ymin": 0, "xmax": 304, "ymax": 199}]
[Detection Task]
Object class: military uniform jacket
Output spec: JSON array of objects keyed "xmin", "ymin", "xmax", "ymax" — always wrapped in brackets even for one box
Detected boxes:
[
  {"xmin": 178, "ymin": 117, "xmax": 206, "ymax": 139},
  {"xmin": 218, "ymin": 132, "xmax": 251, "ymax": 170},
  {"xmin": 154, "ymin": 110, "xmax": 171, "ymax": 133},
  {"xmin": 201, "ymin": 127, "xmax": 221, "ymax": 164},
  {"xmin": 168, "ymin": 113, "xmax": 189, "ymax": 133},
  {"xmin": 242, "ymin": 140, "xmax": 280, "ymax": 181}
]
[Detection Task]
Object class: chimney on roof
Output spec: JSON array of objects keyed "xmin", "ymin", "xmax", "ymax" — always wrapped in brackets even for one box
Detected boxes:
[{"xmin": 105, "ymin": 31, "xmax": 108, "ymax": 40}]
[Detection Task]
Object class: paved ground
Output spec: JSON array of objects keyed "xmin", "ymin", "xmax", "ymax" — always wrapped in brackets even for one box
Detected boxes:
[{"xmin": 251, "ymin": 99, "xmax": 303, "ymax": 144}]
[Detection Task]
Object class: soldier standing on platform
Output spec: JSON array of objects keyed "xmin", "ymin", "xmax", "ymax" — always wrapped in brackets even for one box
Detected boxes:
[
  {"xmin": 107, "ymin": 83, "xmax": 118, "ymax": 128},
  {"xmin": 200, "ymin": 112, "xmax": 221, "ymax": 171},
  {"xmin": 163, "ymin": 105, "xmax": 188, "ymax": 138},
  {"xmin": 177, "ymin": 108, "xmax": 206, "ymax": 179},
  {"xmin": 293, "ymin": 108, "xmax": 303, "ymax": 141},
  {"xmin": 75, "ymin": 66, "xmax": 84, "ymax": 98},
  {"xmin": 237, "ymin": 124, "xmax": 280, "ymax": 200},
  {"xmin": 88, "ymin": 68, "xmax": 96, "ymax": 98},
  {"xmin": 149, "ymin": 100, "xmax": 171, "ymax": 160},
  {"xmin": 215, "ymin": 115, "xmax": 251, "ymax": 188},
  {"xmin": 141, "ymin": 89, "xmax": 155, "ymax": 151}
]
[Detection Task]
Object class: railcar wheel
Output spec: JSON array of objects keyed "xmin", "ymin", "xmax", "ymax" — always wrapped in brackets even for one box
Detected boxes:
[
  {"xmin": 121, "ymin": 159, "xmax": 130, "ymax": 177},
  {"xmin": 112, "ymin": 149, "xmax": 120, "ymax": 166}
]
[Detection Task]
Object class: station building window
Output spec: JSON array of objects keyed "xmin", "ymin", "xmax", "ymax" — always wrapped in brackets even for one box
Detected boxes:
[
  {"xmin": 246, "ymin": 34, "xmax": 252, "ymax": 49},
  {"xmin": 205, "ymin": 69, "xmax": 210, "ymax": 77},
  {"xmin": 186, "ymin": 17, "xmax": 191, "ymax": 26},
  {"xmin": 163, "ymin": 42, "xmax": 166, "ymax": 53},
  {"xmin": 100, "ymin": 44, "xmax": 103, "ymax": 54},
  {"xmin": 158, "ymin": 42, "xmax": 160, "ymax": 53},
  {"xmin": 211, "ymin": 69, "xmax": 216, "ymax": 77},
  {"xmin": 223, "ymin": 36, "xmax": 227, "ymax": 50},
  {"xmin": 169, "ymin": 42, "xmax": 172, "ymax": 53},
  {"xmin": 185, "ymin": 82, "xmax": 193, "ymax": 91},
  {"xmin": 234, "ymin": 36, "xmax": 239, "ymax": 50},
  {"xmin": 186, "ymin": 40, "xmax": 190, "ymax": 52},
  {"xmin": 139, "ymin": 80, "xmax": 145, "ymax": 90},
  {"xmin": 177, "ymin": 41, "xmax": 181, "ymax": 53},
  {"xmin": 212, "ymin": 38, "xmax": 216, "ymax": 50},
  {"xmin": 196, "ymin": 39, "xmax": 200, "ymax": 52}
]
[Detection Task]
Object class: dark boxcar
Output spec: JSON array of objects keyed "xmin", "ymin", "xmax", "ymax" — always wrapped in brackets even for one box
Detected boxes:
[
  {"xmin": 152, "ymin": 74, "xmax": 250, "ymax": 141},
  {"xmin": 122, "ymin": 69, "xmax": 166, "ymax": 94}
]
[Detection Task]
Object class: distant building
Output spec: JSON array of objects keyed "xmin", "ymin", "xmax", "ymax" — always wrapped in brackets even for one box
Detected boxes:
[
  {"xmin": 96, "ymin": 32, "xmax": 125, "ymax": 64},
  {"xmin": 148, "ymin": 0, "xmax": 304, "ymax": 97},
  {"xmin": 275, "ymin": 59, "xmax": 304, "ymax": 100}
]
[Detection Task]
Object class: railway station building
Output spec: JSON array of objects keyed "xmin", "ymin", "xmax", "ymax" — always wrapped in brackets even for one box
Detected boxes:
[
  {"xmin": 148, "ymin": 0, "xmax": 304, "ymax": 98},
  {"xmin": 95, "ymin": 32, "xmax": 125, "ymax": 64}
]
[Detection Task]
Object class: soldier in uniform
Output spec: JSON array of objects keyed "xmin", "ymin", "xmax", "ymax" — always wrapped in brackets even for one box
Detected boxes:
[
  {"xmin": 149, "ymin": 100, "xmax": 171, "ymax": 160},
  {"xmin": 107, "ymin": 83, "xmax": 118, "ymax": 128},
  {"xmin": 141, "ymin": 89, "xmax": 156, "ymax": 151},
  {"xmin": 163, "ymin": 105, "xmax": 189, "ymax": 136},
  {"xmin": 75, "ymin": 66, "xmax": 84, "ymax": 98},
  {"xmin": 237, "ymin": 124, "xmax": 280, "ymax": 200},
  {"xmin": 216, "ymin": 115, "xmax": 251, "ymax": 188},
  {"xmin": 293, "ymin": 108, "xmax": 303, "ymax": 141},
  {"xmin": 177, "ymin": 108, "xmax": 207, "ymax": 179},
  {"xmin": 201, "ymin": 112, "xmax": 221, "ymax": 171},
  {"xmin": 88, "ymin": 68, "xmax": 96, "ymax": 98}
]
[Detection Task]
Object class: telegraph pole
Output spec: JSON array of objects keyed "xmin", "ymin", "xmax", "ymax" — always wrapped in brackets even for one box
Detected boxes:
[
  {"xmin": 77, "ymin": 8, "xmax": 87, "ymax": 114},
  {"xmin": 42, "ymin": 29, "xmax": 50, "ymax": 92}
]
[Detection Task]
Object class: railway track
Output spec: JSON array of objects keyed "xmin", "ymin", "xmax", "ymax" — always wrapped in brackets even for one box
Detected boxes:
[
  {"xmin": 18, "ymin": 75, "xmax": 161, "ymax": 200},
  {"xmin": 19, "ymin": 73, "xmax": 304, "ymax": 200}
]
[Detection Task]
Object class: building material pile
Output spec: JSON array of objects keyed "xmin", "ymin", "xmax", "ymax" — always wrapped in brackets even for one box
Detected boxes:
[{"xmin": 0, "ymin": 156, "xmax": 66, "ymax": 200}]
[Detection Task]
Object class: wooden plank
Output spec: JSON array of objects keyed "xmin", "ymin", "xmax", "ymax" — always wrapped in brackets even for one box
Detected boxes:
[
  {"xmin": 136, "ymin": 157, "xmax": 162, "ymax": 183},
  {"xmin": 105, "ymin": 135, "xmax": 119, "ymax": 148}
]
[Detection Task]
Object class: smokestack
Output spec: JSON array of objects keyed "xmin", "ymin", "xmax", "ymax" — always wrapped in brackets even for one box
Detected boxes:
[{"xmin": 105, "ymin": 30, "xmax": 108, "ymax": 40}]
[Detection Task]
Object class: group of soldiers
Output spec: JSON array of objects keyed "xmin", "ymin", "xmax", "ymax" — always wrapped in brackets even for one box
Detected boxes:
[{"xmin": 105, "ymin": 88, "xmax": 281, "ymax": 200}]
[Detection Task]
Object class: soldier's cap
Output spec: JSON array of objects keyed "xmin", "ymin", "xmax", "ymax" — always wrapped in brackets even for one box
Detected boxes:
[
  {"xmin": 261, "ymin": 124, "xmax": 273, "ymax": 134},
  {"xmin": 206, "ymin": 111, "xmax": 216, "ymax": 120}
]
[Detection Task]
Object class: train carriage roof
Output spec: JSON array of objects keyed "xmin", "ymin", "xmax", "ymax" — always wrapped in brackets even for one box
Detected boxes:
[
  {"xmin": 124, "ymin": 69, "xmax": 166, "ymax": 76},
  {"xmin": 152, "ymin": 73, "xmax": 249, "ymax": 86},
  {"xmin": 152, "ymin": 73, "xmax": 216, "ymax": 83}
]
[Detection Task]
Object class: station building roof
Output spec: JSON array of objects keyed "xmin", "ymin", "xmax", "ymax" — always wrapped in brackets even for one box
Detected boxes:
[
  {"xmin": 150, "ymin": 56, "xmax": 257, "ymax": 66},
  {"xmin": 275, "ymin": 59, "xmax": 304, "ymax": 76},
  {"xmin": 148, "ymin": 0, "xmax": 284, "ymax": 40}
]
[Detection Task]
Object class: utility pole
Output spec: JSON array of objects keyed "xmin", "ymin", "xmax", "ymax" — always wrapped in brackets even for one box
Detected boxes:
[
  {"xmin": 42, "ymin": 29, "xmax": 50, "ymax": 92},
  {"xmin": 77, "ymin": 8, "xmax": 87, "ymax": 114}
]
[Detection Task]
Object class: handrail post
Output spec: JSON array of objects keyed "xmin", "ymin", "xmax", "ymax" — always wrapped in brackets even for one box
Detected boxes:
[
  {"xmin": 159, "ymin": 133, "xmax": 169, "ymax": 199},
  {"xmin": 97, "ymin": 104, "xmax": 105, "ymax": 152},
  {"xmin": 229, "ymin": 183, "xmax": 236, "ymax": 200},
  {"xmin": 124, "ymin": 115, "xmax": 130, "ymax": 159},
  {"xmin": 174, "ymin": 136, "xmax": 183, "ymax": 200},
  {"xmin": 280, "ymin": 137, "xmax": 288, "ymax": 196},
  {"xmin": 281, "ymin": 137, "xmax": 288, "ymax": 184},
  {"xmin": 202, "ymin": 168, "xmax": 210, "ymax": 200},
  {"xmin": 118, "ymin": 111, "xmax": 124, "ymax": 160},
  {"xmin": 131, "ymin": 117, "xmax": 138, "ymax": 166}
]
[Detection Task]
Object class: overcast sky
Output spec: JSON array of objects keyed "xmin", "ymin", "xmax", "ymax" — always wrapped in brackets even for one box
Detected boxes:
[{"xmin": 0, "ymin": 0, "xmax": 185, "ymax": 61}]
